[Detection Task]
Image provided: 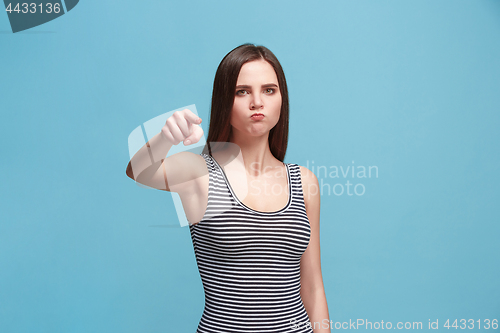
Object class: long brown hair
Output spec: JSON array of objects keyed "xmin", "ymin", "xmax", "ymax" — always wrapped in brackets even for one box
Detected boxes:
[{"xmin": 202, "ymin": 43, "xmax": 289, "ymax": 162}]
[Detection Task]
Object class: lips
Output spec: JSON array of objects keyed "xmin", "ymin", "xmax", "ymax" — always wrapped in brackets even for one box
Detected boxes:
[{"xmin": 250, "ymin": 113, "xmax": 265, "ymax": 120}]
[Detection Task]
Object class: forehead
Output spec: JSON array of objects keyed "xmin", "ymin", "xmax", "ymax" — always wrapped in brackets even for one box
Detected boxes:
[{"xmin": 236, "ymin": 59, "xmax": 278, "ymax": 84}]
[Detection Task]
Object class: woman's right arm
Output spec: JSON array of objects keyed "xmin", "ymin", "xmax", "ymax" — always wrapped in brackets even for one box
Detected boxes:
[{"xmin": 125, "ymin": 108, "xmax": 204, "ymax": 192}]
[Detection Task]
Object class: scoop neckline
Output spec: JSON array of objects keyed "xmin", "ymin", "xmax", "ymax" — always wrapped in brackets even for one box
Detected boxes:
[{"xmin": 208, "ymin": 154, "xmax": 292, "ymax": 215}]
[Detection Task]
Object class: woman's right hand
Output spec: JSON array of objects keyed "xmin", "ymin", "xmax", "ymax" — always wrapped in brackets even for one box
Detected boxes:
[{"xmin": 161, "ymin": 108, "xmax": 204, "ymax": 146}]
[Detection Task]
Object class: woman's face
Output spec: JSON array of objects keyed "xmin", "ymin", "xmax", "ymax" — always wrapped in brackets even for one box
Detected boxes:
[{"xmin": 230, "ymin": 59, "xmax": 282, "ymax": 139}]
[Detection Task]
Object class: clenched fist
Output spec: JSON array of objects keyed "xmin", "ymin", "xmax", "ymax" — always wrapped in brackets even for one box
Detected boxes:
[{"xmin": 161, "ymin": 108, "xmax": 204, "ymax": 146}]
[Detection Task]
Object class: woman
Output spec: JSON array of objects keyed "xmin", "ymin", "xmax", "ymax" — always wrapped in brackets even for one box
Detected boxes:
[{"xmin": 126, "ymin": 44, "xmax": 330, "ymax": 332}]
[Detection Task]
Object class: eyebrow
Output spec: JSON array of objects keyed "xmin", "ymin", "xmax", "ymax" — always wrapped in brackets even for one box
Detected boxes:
[{"xmin": 235, "ymin": 83, "xmax": 279, "ymax": 89}]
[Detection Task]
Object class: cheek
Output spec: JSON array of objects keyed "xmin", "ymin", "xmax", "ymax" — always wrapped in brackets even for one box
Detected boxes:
[
  {"xmin": 271, "ymin": 92, "xmax": 282, "ymax": 106},
  {"xmin": 233, "ymin": 99, "xmax": 248, "ymax": 114}
]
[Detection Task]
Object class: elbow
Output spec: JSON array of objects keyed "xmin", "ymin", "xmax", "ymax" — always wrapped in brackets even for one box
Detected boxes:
[
  {"xmin": 300, "ymin": 278, "xmax": 326, "ymax": 298},
  {"xmin": 126, "ymin": 162, "xmax": 135, "ymax": 180}
]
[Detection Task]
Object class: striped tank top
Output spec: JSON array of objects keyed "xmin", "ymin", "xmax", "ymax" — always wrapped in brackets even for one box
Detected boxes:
[{"xmin": 188, "ymin": 153, "xmax": 314, "ymax": 333}]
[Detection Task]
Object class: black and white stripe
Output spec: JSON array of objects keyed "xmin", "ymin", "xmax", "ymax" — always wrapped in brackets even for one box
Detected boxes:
[{"xmin": 189, "ymin": 153, "xmax": 313, "ymax": 333}]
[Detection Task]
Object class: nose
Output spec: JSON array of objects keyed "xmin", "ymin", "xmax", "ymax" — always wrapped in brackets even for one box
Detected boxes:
[{"xmin": 250, "ymin": 94, "xmax": 263, "ymax": 109}]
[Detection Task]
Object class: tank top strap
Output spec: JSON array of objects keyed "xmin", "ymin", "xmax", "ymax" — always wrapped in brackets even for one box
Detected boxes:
[
  {"xmin": 195, "ymin": 153, "xmax": 236, "ymax": 224},
  {"xmin": 199, "ymin": 153, "xmax": 214, "ymax": 193},
  {"xmin": 287, "ymin": 163, "xmax": 307, "ymax": 211},
  {"xmin": 200, "ymin": 152, "xmax": 232, "ymax": 197}
]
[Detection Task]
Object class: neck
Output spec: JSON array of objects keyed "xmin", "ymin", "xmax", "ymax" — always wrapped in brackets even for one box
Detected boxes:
[{"xmin": 229, "ymin": 128, "xmax": 278, "ymax": 177}]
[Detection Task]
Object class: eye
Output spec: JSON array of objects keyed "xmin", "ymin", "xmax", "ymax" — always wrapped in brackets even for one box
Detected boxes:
[
  {"xmin": 236, "ymin": 90, "xmax": 248, "ymax": 96},
  {"xmin": 265, "ymin": 88, "xmax": 275, "ymax": 94}
]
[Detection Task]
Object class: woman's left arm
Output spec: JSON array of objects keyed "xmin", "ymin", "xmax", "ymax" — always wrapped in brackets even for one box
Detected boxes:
[{"xmin": 299, "ymin": 166, "xmax": 331, "ymax": 333}]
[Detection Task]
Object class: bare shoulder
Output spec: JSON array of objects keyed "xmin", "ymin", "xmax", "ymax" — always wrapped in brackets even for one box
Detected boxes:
[
  {"xmin": 299, "ymin": 166, "xmax": 319, "ymax": 188},
  {"xmin": 298, "ymin": 166, "xmax": 320, "ymax": 209}
]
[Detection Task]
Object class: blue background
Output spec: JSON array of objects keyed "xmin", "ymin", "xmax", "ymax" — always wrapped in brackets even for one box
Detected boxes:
[{"xmin": 1, "ymin": 0, "xmax": 499, "ymax": 332}]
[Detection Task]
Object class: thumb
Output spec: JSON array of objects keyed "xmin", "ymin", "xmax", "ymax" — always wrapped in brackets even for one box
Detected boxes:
[{"xmin": 183, "ymin": 125, "xmax": 203, "ymax": 145}]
